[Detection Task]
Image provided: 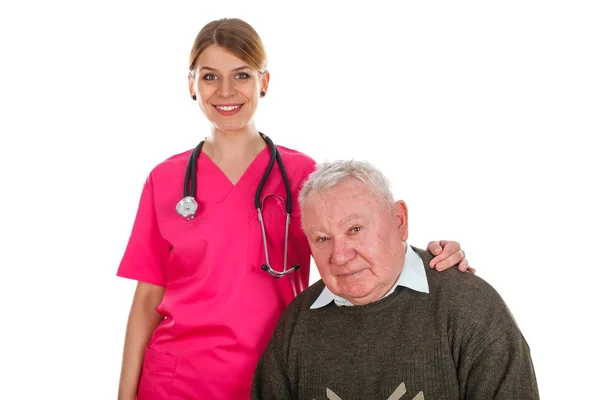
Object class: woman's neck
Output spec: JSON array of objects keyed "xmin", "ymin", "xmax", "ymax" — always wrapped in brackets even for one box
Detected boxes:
[{"xmin": 204, "ymin": 125, "xmax": 265, "ymax": 162}]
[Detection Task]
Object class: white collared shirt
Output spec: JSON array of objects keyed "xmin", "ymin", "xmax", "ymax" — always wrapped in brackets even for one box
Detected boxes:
[{"xmin": 310, "ymin": 244, "xmax": 430, "ymax": 309}]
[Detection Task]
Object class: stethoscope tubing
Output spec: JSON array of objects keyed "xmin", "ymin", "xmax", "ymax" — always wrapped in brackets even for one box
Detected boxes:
[{"xmin": 177, "ymin": 133, "xmax": 300, "ymax": 279}]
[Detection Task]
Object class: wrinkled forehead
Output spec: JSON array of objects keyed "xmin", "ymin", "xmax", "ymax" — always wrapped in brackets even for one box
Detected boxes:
[
  {"xmin": 307, "ymin": 178, "xmax": 382, "ymax": 206},
  {"xmin": 301, "ymin": 180, "xmax": 384, "ymax": 225}
]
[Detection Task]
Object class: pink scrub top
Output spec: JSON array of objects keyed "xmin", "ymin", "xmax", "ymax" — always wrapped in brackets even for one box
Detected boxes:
[{"xmin": 117, "ymin": 145, "xmax": 316, "ymax": 399}]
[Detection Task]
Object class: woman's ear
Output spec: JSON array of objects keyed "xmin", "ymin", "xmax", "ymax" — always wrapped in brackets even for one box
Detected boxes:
[
  {"xmin": 188, "ymin": 72, "xmax": 196, "ymax": 100},
  {"xmin": 260, "ymin": 70, "xmax": 270, "ymax": 96}
]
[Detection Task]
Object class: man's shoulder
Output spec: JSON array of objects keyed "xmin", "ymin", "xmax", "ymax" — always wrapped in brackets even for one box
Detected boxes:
[
  {"xmin": 413, "ymin": 247, "xmax": 501, "ymax": 300},
  {"xmin": 413, "ymin": 248, "xmax": 520, "ymax": 334},
  {"xmin": 427, "ymin": 263, "xmax": 505, "ymax": 305}
]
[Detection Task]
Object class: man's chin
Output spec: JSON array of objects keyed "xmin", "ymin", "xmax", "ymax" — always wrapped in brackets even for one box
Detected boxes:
[{"xmin": 335, "ymin": 287, "xmax": 375, "ymax": 306}]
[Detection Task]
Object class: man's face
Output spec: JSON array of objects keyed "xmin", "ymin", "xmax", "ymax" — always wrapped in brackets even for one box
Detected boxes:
[{"xmin": 302, "ymin": 178, "xmax": 408, "ymax": 305}]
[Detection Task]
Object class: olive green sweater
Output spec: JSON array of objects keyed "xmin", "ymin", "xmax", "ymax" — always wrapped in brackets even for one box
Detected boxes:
[{"xmin": 252, "ymin": 248, "xmax": 539, "ymax": 400}]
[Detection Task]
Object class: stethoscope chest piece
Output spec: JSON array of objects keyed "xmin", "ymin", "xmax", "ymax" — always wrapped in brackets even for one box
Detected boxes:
[{"xmin": 176, "ymin": 196, "xmax": 198, "ymax": 220}]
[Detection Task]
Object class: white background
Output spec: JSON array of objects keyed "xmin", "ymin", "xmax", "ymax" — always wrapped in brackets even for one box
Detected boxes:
[{"xmin": 1, "ymin": 0, "xmax": 598, "ymax": 398}]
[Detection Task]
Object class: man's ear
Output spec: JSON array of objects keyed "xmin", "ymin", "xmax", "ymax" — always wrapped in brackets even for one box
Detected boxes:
[{"xmin": 394, "ymin": 200, "xmax": 409, "ymax": 241}]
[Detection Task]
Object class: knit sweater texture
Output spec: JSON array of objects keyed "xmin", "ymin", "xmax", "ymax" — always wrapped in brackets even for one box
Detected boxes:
[{"xmin": 252, "ymin": 248, "xmax": 539, "ymax": 400}]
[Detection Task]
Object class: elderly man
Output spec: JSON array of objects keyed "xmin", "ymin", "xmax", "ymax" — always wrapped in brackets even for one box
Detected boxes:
[{"xmin": 252, "ymin": 160, "xmax": 539, "ymax": 400}]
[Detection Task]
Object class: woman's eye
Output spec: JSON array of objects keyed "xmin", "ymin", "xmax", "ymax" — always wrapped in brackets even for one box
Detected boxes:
[
  {"xmin": 235, "ymin": 72, "xmax": 250, "ymax": 79},
  {"xmin": 202, "ymin": 74, "xmax": 218, "ymax": 81}
]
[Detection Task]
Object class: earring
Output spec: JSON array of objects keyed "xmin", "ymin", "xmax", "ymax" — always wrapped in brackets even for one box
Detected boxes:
[
  {"xmin": 192, "ymin": 95, "xmax": 197, "ymax": 101},
  {"xmin": 260, "ymin": 91, "xmax": 266, "ymax": 97}
]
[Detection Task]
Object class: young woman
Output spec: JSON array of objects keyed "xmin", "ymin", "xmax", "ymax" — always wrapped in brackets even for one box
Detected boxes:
[{"xmin": 117, "ymin": 18, "xmax": 472, "ymax": 400}]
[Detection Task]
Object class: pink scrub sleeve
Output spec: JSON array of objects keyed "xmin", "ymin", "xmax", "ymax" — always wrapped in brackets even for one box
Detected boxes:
[{"xmin": 117, "ymin": 175, "xmax": 171, "ymax": 287}]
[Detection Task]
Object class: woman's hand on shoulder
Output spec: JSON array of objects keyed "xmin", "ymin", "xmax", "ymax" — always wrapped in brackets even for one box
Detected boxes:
[{"xmin": 426, "ymin": 240, "xmax": 475, "ymax": 273}]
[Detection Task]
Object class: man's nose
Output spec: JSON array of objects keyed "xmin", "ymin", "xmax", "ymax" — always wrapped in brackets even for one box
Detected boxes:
[{"xmin": 330, "ymin": 238, "xmax": 356, "ymax": 266}]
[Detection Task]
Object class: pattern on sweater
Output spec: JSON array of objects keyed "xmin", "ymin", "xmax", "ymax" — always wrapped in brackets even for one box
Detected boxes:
[{"xmin": 321, "ymin": 383, "xmax": 425, "ymax": 400}]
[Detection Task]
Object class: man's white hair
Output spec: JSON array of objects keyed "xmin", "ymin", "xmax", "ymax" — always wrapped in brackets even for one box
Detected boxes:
[{"xmin": 299, "ymin": 160, "xmax": 394, "ymax": 209}]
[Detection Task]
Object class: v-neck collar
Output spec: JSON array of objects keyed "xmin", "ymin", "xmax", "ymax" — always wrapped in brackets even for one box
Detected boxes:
[{"xmin": 195, "ymin": 145, "xmax": 271, "ymax": 204}]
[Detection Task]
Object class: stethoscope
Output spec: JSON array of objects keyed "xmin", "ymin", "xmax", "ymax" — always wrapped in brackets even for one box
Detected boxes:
[{"xmin": 175, "ymin": 133, "xmax": 300, "ymax": 279}]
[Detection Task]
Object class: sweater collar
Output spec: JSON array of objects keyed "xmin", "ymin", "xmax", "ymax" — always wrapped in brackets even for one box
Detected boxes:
[{"xmin": 310, "ymin": 244, "xmax": 429, "ymax": 309}]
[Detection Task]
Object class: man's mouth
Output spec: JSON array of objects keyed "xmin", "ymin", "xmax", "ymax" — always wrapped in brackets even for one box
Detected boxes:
[{"xmin": 341, "ymin": 269, "xmax": 366, "ymax": 277}]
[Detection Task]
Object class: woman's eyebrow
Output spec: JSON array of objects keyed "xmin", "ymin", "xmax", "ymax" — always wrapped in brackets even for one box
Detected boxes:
[{"xmin": 198, "ymin": 65, "xmax": 251, "ymax": 72}]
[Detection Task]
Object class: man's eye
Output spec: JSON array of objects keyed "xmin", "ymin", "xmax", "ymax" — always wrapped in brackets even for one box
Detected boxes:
[
  {"xmin": 202, "ymin": 74, "xmax": 218, "ymax": 81},
  {"xmin": 350, "ymin": 226, "xmax": 361, "ymax": 234},
  {"xmin": 316, "ymin": 236, "xmax": 329, "ymax": 243}
]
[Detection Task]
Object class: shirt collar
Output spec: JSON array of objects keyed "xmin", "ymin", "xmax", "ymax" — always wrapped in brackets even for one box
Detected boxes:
[{"xmin": 310, "ymin": 244, "xmax": 429, "ymax": 309}]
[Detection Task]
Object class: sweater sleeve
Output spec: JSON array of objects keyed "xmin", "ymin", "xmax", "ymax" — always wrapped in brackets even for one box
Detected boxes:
[{"xmin": 461, "ymin": 329, "xmax": 539, "ymax": 399}]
